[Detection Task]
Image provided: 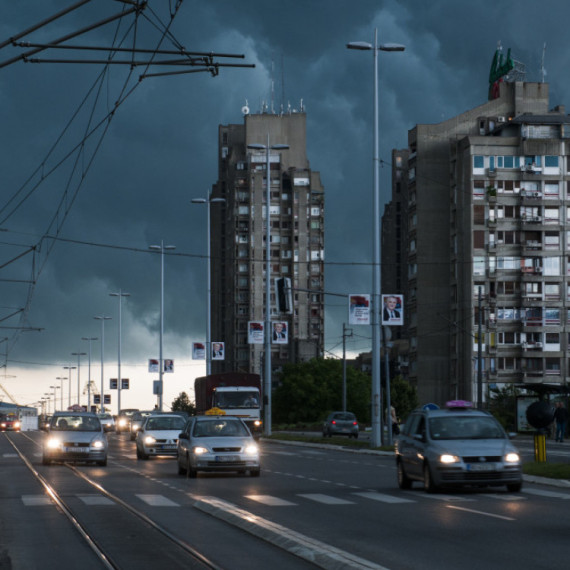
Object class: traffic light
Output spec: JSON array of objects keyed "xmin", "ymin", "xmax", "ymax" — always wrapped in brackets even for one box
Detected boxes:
[{"xmin": 275, "ymin": 277, "xmax": 292, "ymax": 313}]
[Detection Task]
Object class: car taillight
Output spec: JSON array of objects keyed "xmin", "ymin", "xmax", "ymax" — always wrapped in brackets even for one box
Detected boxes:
[
  {"xmin": 331, "ymin": 420, "xmax": 337, "ymax": 425},
  {"xmin": 353, "ymin": 421, "xmax": 358, "ymax": 426}
]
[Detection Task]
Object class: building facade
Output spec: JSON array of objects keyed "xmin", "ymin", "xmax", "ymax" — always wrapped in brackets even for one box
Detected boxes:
[
  {"xmin": 391, "ymin": 80, "xmax": 570, "ymax": 405},
  {"xmin": 210, "ymin": 112, "xmax": 325, "ymax": 375}
]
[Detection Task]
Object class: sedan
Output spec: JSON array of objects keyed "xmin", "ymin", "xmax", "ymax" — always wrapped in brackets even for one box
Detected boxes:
[
  {"xmin": 177, "ymin": 415, "xmax": 260, "ymax": 478},
  {"xmin": 97, "ymin": 413, "xmax": 115, "ymax": 432},
  {"xmin": 0, "ymin": 414, "xmax": 21, "ymax": 432},
  {"xmin": 323, "ymin": 411, "xmax": 359, "ymax": 438},
  {"xmin": 42, "ymin": 412, "xmax": 108, "ymax": 466},
  {"xmin": 130, "ymin": 410, "xmax": 154, "ymax": 440},
  {"xmin": 135, "ymin": 414, "xmax": 187, "ymax": 459}
]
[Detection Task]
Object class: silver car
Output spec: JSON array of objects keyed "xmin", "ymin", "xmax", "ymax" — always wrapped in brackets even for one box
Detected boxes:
[
  {"xmin": 177, "ymin": 415, "xmax": 260, "ymax": 478},
  {"xmin": 42, "ymin": 412, "xmax": 108, "ymax": 466},
  {"xmin": 136, "ymin": 414, "xmax": 187, "ymax": 459},
  {"xmin": 97, "ymin": 413, "xmax": 115, "ymax": 432},
  {"xmin": 395, "ymin": 402, "xmax": 522, "ymax": 493}
]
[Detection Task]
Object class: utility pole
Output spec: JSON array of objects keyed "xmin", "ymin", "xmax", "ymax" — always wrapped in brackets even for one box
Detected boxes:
[{"xmin": 342, "ymin": 323, "xmax": 353, "ymax": 412}]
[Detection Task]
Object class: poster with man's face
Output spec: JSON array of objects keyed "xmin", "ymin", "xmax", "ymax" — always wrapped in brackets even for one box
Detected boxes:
[
  {"xmin": 381, "ymin": 294, "xmax": 404, "ymax": 326},
  {"xmin": 272, "ymin": 321, "xmax": 288, "ymax": 344},
  {"xmin": 211, "ymin": 341, "xmax": 225, "ymax": 360}
]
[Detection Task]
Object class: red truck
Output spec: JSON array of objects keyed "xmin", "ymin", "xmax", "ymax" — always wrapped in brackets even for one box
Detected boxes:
[{"xmin": 194, "ymin": 372, "xmax": 262, "ymax": 437}]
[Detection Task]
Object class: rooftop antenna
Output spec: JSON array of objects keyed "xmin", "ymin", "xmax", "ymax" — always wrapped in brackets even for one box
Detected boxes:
[
  {"xmin": 281, "ymin": 53, "xmax": 285, "ymax": 114},
  {"xmin": 540, "ymin": 42, "xmax": 547, "ymax": 83},
  {"xmin": 270, "ymin": 59, "xmax": 275, "ymax": 114}
]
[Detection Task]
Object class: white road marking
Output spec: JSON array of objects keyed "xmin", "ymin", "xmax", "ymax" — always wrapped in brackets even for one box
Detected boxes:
[
  {"xmin": 353, "ymin": 491, "xmax": 415, "ymax": 504},
  {"xmin": 246, "ymin": 495, "xmax": 297, "ymax": 506},
  {"xmin": 446, "ymin": 505, "xmax": 515, "ymax": 521},
  {"xmin": 22, "ymin": 495, "xmax": 52, "ymax": 506},
  {"xmin": 523, "ymin": 488, "xmax": 570, "ymax": 499},
  {"xmin": 298, "ymin": 494, "xmax": 355, "ymax": 505},
  {"xmin": 480, "ymin": 493, "xmax": 526, "ymax": 501},
  {"xmin": 78, "ymin": 494, "xmax": 114, "ymax": 505},
  {"xmin": 409, "ymin": 491, "xmax": 475, "ymax": 502},
  {"xmin": 136, "ymin": 494, "xmax": 179, "ymax": 506}
]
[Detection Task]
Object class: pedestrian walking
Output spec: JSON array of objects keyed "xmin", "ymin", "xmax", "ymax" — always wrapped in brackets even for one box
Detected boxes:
[{"xmin": 553, "ymin": 401, "xmax": 569, "ymax": 442}]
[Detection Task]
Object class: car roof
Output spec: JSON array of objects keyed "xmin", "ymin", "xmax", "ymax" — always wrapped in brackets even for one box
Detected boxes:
[
  {"xmin": 52, "ymin": 411, "xmax": 98, "ymax": 417},
  {"xmin": 415, "ymin": 408, "xmax": 491, "ymax": 418}
]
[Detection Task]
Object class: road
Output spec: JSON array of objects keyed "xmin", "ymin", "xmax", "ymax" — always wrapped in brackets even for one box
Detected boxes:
[{"xmin": 2, "ymin": 430, "xmax": 570, "ymax": 569}]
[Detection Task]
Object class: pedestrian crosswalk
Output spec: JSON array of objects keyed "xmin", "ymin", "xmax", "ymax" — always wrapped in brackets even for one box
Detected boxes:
[{"xmin": 21, "ymin": 487, "xmax": 570, "ymax": 509}]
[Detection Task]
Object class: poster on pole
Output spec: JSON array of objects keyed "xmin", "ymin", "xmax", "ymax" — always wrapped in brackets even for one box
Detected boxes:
[
  {"xmin": 148, "ymin": 359, "xmax": 159, "ymax": 373},
  {"xmin": 164, "ymin": 359, "xmax": 174, "ymax": 373},
  {"xmin": 212, "ymin": 342, "xmax": 225, "ymax": 360},
  {"xmin": 381, "ymin": 294, "xmax": 404, "ymax": 326},
  {"xmin": 248, "ymin": 321, "xmax": 264, "ymax": 344},
  {"xmin": 348, "ymin": 294, "xmax": 370, "ymax": 325},
  {"xmin": 192, "ymin": 342, "xmax": 205, "ymax": 360},
  {"xmin": 272, "ymin": 321, "xmax": 288, "ymax": 344}
]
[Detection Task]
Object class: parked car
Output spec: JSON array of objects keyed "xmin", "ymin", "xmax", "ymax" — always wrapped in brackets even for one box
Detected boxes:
[
  {"xmin": 322, "ymin": 411, "xmax": 359, "ymax": 438},
  {"xmin": 177, "ymin": 415, "xmax": 260, "ymax": 478},
  {"xmin": 0, "ymin": 413, "xmax": 21, "ymax": 432},
  {"xmin": 395, "ymin": 400, "xmax": 522, "ymax": 493},
  {"xmin": 42, "ymin": 412, "xmax": 108, "ymax": 466},
  {"xmin": 129, "ymin": 410, "xmax": 155, "ymax": 440},
  {"xmin": 116, "ymin": 408, "xmax": 138, "ymax": 433},
  {"xmin": 97, "ymin": 413, "xmax": 115, "ymax": 432},
  {"xmin": 135, "ymin": 414, "xmax": 187, "ymax": 459}
]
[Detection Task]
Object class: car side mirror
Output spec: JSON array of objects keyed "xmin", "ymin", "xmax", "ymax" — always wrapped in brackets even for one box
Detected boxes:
[{"xmin": 179, "ymin": 432, "xmax": 188, "ymax": 440}]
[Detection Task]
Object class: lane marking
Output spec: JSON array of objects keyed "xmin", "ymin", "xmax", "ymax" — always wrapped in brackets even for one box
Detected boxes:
[
  {"xmin": 78, "ymin": 494, "xmax": 114, "ymax": 506},
  {"xmin": 523, "ymin": 488, "xmax": 570, "ymax": 499},
  {"xmin": 136, "ymin": 494, "xmax": 179, "ymax": 507},
  {"xmin": 480, "ymin": 493, "xmax": 526, "ymax": 501},
  {"xmin": 353, "ymin": 491, "xmax": 415, "ymax": 504},
  {"xmin": 298, "ymin": 493, "xmax": 355, "ymax": 505},
  {"xmin": 446, "ymin": 505, "xmax": 515, "ymax": 521},
  {"xmin": 22, "ymin": 495, "xmax": 52, "ymax": 506},
  {"xmin": 245, "ymin": 495, "xmax": 296, "ymax": 506},
  {"xmin": 409, "ymin": 492, "xmax": 475, "ymax": 502}
]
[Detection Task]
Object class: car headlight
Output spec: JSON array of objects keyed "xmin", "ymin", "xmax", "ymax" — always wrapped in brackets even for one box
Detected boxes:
[
  {"xmin": 244, "ymin": 444, "xmax": 259, "ymax": 455},
  {"xmin": 47, "ymin": 438, "xmax": 61, "ymax": 449},
  {"xmin": 14, "ymin": 422, "xmax": 21, "ymax": 428},
  {"xmin": 253, "ymin": 420, "xmax": 262, "ymax": 427},
  {"xmin": 91, "ymin": 440, "xmax": 105, "ymax": 449},
  {"xmin": 193, "ymin": 446, "xmax": 208, "ymax": 455},
  {"xmin": 144, "ymin": 436, "xmax": 156, "ymax": 445},
  {"xmin": 505, "ymin": 452, "xmax": 520, "ymax": 463},
  {"xmin": 439, "ymin": 454, "xmax": 460, "ymax": 464}
]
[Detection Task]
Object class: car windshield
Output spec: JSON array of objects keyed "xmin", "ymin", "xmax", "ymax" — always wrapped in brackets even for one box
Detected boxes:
[
  {"xmin": 51, "ymin": 415, "xmax": 101, "ymax": 432},
  {"xmin": 192, "ymin": 420, "xmax": 249, "ymax": 437},
  {"xmin": 428, "ymin": 416, "xmax": 505, "ymax": 440},
  {"xmin": 145, "ymin": 416, "xmax": 186, "ymax": 431},
  {"xmin": 331, "ymin": 413, "xmax": 356, "ymax": 421},
  {"xmin": 213, "ymin": 391, "xmax": 259, "ymax": 409}
]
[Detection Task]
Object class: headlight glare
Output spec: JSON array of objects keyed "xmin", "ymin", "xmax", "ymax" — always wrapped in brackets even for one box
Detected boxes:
[
  {"xmin": 47, "ymin": 438, "xmax": 61, "ymax": 449},
  {"xmin": 144, "ymin": 436, "xmax": 156, "ymax": 445},
  {"xmin": 505, "ymin": 452, "xmax": 520, "ymax": 463},
  {"xmin": 439, "ymin": 454, "xmax": 460, "ymax": 464},
  {"xmin": 92, "ymin": 440, "xmax": 104, "ymax": 449},
  {"xmin": 245, "ymin": 444, "xmax": 258, "ymax": 455},
  {"xmin": 193, "ymin": 446, "xmax": 208, "ymax": 455}
]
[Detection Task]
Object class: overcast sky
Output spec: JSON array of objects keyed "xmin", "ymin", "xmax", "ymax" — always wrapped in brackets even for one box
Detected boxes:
[{"xmin": 1, "ymin": 0, "xmax": 568, "ymax": 410}]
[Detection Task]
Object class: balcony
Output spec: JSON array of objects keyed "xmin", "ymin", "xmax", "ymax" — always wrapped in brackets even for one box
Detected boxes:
[{"xmin": 522, "ymin": 341, "xmax": 543, "ymax": 350}]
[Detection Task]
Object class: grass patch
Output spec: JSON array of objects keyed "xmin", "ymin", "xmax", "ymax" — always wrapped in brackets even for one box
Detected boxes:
[
  {"xmin": 523, "ymin": 462, "xmax": 570, "ymax": 480},
  {"xmin": 265, "ymin": 432, "xmax": 394, "ymax": 452}
]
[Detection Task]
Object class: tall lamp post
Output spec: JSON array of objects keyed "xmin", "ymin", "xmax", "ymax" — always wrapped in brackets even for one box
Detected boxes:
[
  {"xmin": 110, "ymin": 290, "xmax": 130, "ymax": 415},
  {"xmin": 63, "ymin": 366, "xmax": 77, "ymax": 409},
  {"xmin": 82, "ymin": 336, "xmax": 98, "ymax": 412},
  {"xmin": 347, "ymin": 29, "xmax": 405, "ymax": 447},
  {"xmin": 149, "ymin": 241, "xmax": 175, "ymax": 411},
  {"xmin": 50, "ymin": 385, "xmax": 59, "ymax": 412},
  {"xmin": 191, "ymin": 193, "xmax": 226, "ymax": 375},
  {"xmin": 94, "ymin": 316, "xmax": 112, "ymax": 413},
  {"xmin": 71, "ymin": 352, "xmax": 86, "ymax": 407},
  {"xmin": 247, "ymin": 137, "xmax": 289, "ymax": 436},
  {"xmin": 56, "ymin": 377, "xmax": 66, "ymax": 410}
]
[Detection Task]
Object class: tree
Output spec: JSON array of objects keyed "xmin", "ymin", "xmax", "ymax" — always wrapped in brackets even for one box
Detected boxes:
[
  {"xmin": 488, "ymin": 384, "xmax": 519, "ymax": 430},
  {"xmin": 273, "ymin": 358, "xmax": 371, "ymax": 425},
  {"xmin": 388, "ymin": 376, "xmax": 419, "ymax": 423},
  {"xmin": 171, "ymin": 392, "xmax": 195, "ymax": 415}
]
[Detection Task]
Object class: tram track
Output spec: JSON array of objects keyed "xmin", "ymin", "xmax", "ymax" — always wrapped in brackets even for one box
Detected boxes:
[{"xmin": 6, "ymin": 433, "xmax": 224, "ymax": 570}]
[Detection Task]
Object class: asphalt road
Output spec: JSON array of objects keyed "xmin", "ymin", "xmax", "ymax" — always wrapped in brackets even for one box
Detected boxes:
[{"xmin": 2, "ymin": 430, "xmax": 570, "ymax": 570}]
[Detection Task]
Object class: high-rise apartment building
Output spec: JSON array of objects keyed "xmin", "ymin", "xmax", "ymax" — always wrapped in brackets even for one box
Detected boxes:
[
  {"xmin": 387, "ymin": 80, "xmax": 570, "ymax": 406},
  {"xmin": 210, "ymin": 111, "xmax": 325, "ymax": 375}
]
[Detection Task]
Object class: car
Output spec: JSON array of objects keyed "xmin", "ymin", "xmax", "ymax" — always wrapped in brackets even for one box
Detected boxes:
[
  {"xmin": 116, "ymin": 408, "xmax": 138, "ymax": 433},
  {"xmin": 97, "ymin": 413, "xmax": 115, "ymax": 432},
  {"xmin": 129, "ymin": 410, "xmax": 155, "ymax": 440},
  {"xmin": 322, "ymin": 411, "xmax": 359, "ymax": 438},
  {"xmin": 177, "ymin": 415, "xmax": 260, "ymax": 478},
  {"xmin": 42, "ymin": 412, "xmax": 108, "ymax": 466},
  {"xmin": 135, "ymin": 413, "xmax": 187, "ymax": 459},
  {"xmin": 395, "ymin": 400, "xmax": 523, "ymax": 493},
  {"xmin": 0, "ymin": 413, "xmax": 21, "ymax": 432}
]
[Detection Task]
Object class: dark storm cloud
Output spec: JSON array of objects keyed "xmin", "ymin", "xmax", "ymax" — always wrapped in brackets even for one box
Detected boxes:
[{"xmin": 2, "ymin": 0, "xmax": 570, "ymax": 403}]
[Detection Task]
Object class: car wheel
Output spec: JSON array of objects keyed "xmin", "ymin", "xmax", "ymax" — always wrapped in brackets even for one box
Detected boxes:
[
  {"xmin": 507, "ymin": 482, "xmax": 522, "ymax": 493},
  {"xmin": 423, "ymin": 462, "xmax": 439, "ymax": 493},
  {"xmin": 137, "ymin": 447, "xmax": 148, "ymax": 460},
  {"xmin": 186, "ymin": 456, "xmax": 197, "ymax": 478},
  {"xmin": 177, "ymin": 456, "xmax": 187, "ymax": 476},
  {"xmin": 250, "ymin": 469, "xmax": 260, "ymax": 477},
  {"xmin": 397, "ymin": 460, "xmax": 412, "ymax": 490}
]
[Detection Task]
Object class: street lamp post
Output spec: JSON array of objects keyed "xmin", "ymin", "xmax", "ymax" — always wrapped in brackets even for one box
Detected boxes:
[
  {"xmin": 63, "ymin": 366, "xmax": 77, "ymax": 409},
  {"xmin": 191, "ymin": 193, "xmax": 226, "ymax": 376},
  {"xmin": 56, "ymin": 377, "xmax": 66, "ymax": 410},
  {"xmin": 71, "ymin": 352, "xmax": 86, "ymax": 407},
  {"xmin": 82, "ymin": 336, "xmax": 98, "ymax": 412},
  {"xmin": 247, "ymin": 137, "xmax": 289, "ymax": 436},
  {"xmin": 94, "ymin": 316, "xmax": 112, "ymax": 413},
  {"xmin": 347, "ymin": 29, "xmax": 404, "ymax": 447},
  {"xmin": 149, "ymin": 241, "xmax": 176, "ymax": 411},
  {"xmin": 110, "ymin": 290, "xmax": 130, "ymax": 415},
  {"xmin": 50, "ymin": 385, "xmax": 59, "ymax": 412}
]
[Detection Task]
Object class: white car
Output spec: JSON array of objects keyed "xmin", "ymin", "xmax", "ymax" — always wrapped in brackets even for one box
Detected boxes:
[
  {"xmin": 135, "ymin": 414, "xmax": 187, "ymax": 459},
  {"xmin": 97, "ymin": 413, "xmax": 115, "ymax": 432},
  {"xmin": 177, "ymin": 415, "xmax": 260, "ymax": 478}
]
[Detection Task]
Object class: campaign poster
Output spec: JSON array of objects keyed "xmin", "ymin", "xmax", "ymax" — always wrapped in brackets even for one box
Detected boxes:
[
  {"xmin": 349, "ymin": 294, "xmax": 370, "ymax": 325},
  {"xmin": 381, "ymin": 294, "xmax": 404, "ymax": 326},
  {"xmin": 192, "ymin": 342, "xmax": 205, "ymax": 360},
  {"xmin": 148, "ymin": 359, "xmax": 159, "ymax": 373},
  {"xmin": 164, "ymin": 359, "xmax": 174, "ymax": 373},
  {"xmin": 212, "ymin": 341, "xmax": 225, "ymax": 360},
  {"xmin": 248, "ymin": 321, "xmax": 264, "ymax": 344},
  {"xmin": 272, "ymin": 321, "xmax": 288, "ymax": 344}
]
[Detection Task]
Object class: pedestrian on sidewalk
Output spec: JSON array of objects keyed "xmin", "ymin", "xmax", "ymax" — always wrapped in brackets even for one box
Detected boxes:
[{"xmin": 553, "ymin": 401, "xmax": 569, "ymax": 442}]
